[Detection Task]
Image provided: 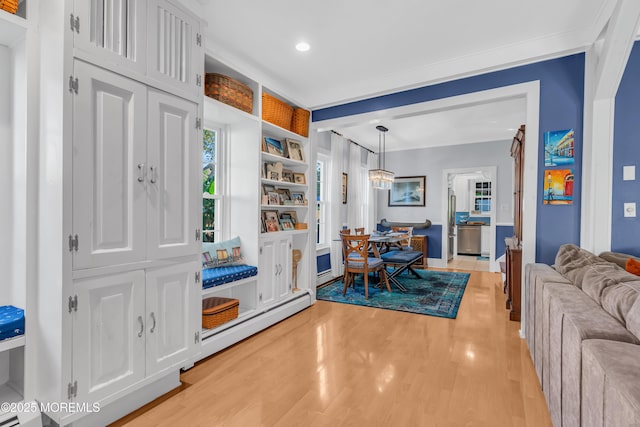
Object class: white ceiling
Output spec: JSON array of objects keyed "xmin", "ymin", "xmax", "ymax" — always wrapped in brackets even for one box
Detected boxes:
[{"xmin": 199, "ymin": 0, "xmax": 618, "ymax": 150}]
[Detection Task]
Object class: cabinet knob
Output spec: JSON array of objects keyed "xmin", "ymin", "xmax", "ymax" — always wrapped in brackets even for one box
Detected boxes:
[
  {"xmin": 150, "ymin": 312, "xmax": 156, "ymax": 333},
  {"xmin": 150, "ymin": 165, "xmax": 158, "ymax": 184},
  {"xmin": 137, "ymin": 163, "xmax": 145, "ymax": 182},
  {"xmin": 137, "ymin": 316, "xmax": 144, "ymax": 337}
]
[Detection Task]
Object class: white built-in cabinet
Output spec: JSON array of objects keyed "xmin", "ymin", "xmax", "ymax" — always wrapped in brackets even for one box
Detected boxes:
[
  {"xmin": 33, "ymin": 0, "xmax": 204, "ymax": 425},
  {"xmin": 72, "ymin": 60, "xmax": 200, "ymax": 270},
  {"xmin": 72, "ymin": 0, "xmax": 202, "ymax": 99},
  {"xmin": 71, "ymin": 262, "xmax": 200, "ymax": 405},
  {"xmin": 195, "ymin": 55, "xmax": 315, "ymax": 362},
  {"xmin": 259, "ymin": 235, "xmax": 292, "ymax": 307}
]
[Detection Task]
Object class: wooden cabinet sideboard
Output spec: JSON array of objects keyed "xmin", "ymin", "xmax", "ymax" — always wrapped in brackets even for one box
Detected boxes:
[
  {"xmin": 410, "ymin": 235, "xmax": 428, "ymax": 268},
  {"xmin": 505, "ymin": 237, "xmax": 522, "ymax": 321}
]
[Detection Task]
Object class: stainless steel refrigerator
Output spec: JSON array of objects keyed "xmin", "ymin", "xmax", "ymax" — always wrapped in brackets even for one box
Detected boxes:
[{"xmin": 447, "ymin": 189, "xmax": 456, "ymax": 261}]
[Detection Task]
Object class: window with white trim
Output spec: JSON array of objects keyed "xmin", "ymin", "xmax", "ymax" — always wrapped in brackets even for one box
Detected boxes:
[
  {"xmin": 316, "ymin": 153, "xmax": 330, "ymax": 247},
  {"xmin": 202, "ymin": 126, "xmax": 224, "ymax": 242}
]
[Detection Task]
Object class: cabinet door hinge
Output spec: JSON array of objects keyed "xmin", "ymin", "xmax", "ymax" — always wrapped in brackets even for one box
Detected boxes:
[
  {"xmin": 194, "ymin": 331, "xmax": 200, "ymax": 344},
  {"xmin": 68, "ymin": 234, "xmax": 79, "ymax": 251},
  {"xmin": 259, "ymin": 247, "xmax": 263, "ymax": 255},
  {"xmin": 195, "ymin": 271, "xmax": 201, "ymax": 283},
  {"xmin": 196, "ymin": 33, "xmax": 202, "ymax": 47},
  {"xmin": 195, "ymin": 117, "xmax": 202, "ymax": 130},
  {"xmin": 68, "ymin": 76, "xmax": 79, "ymax": 94},
  {"xmin": 67, "ymin": 380, "xmax": 77, "ymax": 399},
  {"xmin": 195, "ymin": 228, "xmax": 201, "ymax": 241},
  {"xmin": 289, "ymin": 242, "xmax": 292, "ymax": 249},
  {"xmin": 68, "ymin": 295, "xmax": 78, "ymax": 313},
  {"xmin": 196, "ymin": 74, "xmax": 202, "ymax": 87},
  {"xmin": 69, "ymin": 14, "xmax": 80, "ymax": 33},
  {"xmin": 259, "ymin": 292, "xmax": 262, "ymax": 302}
]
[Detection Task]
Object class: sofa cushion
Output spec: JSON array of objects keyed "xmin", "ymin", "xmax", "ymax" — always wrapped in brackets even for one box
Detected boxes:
[
  {"xmin": 554, "ymin": 244, "xmax": 611, "ymax": 288},
  {"xmin": 582, "ymin": 340, "xmax": 640, "ymax": 427},
  {"xmin": 600, "ymin": 280, "xmax": 640, "ymax": 326},
  {"xmin": 582, "ymin": 265, "xmax": 637, "ymax": 306},
  {"xmin": 545, "ymin": 290, "xmax": 639, "ymax": 427},
  {"xmin": 598, "ymin": 251, "xmax": 640, "ymax": 269},
  {"xmin": 525, "ymin": 263, "xmax": 572, "ymax": 385}
]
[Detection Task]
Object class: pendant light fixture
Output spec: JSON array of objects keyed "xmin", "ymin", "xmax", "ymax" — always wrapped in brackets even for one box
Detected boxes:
[{"xmin": 368, "ymin": 125, "xmax": 394, "ymax": 189}]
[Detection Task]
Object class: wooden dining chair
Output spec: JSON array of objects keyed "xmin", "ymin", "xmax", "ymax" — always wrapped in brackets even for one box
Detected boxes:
[
  {"xmin": 341, "ymin": 234, "xmax": 391, "ymax": 299},
  {"xmin": 354, "ymin": 227, "xmax": 365, "ymax": 235},
  {"xmin": 392, "ymin": 226, "xmax": 413, "ymax": 250}
]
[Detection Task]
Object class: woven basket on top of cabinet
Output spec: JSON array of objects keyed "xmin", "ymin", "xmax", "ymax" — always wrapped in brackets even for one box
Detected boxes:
[
  {"xmin": 0, "ymin": 0, "xmax": 19, "ymax": 14},
  {"xmin": 205, "ymin": 73, "xmax": 253, "ymax": 114},
  {"xmin": 262, "ymin": 92, "xmax": 293, "ymax": 130},
  {"xmin": 202, "ymin": 296, "xmax": 239, "ymax": 329},
  {"xmin": 291, "ymin": 108, "xmax": 310, "ymax": 137}
]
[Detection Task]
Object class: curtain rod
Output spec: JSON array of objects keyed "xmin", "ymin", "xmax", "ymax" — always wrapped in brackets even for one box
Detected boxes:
[{"xmin": 331, "ymin": 130, "xmax": 375, "ymax": 154}]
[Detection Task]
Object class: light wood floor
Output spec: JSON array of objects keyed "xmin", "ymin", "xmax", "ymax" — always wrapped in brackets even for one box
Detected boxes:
[
  {"xmin": 111, "ymin": 269, "xmax": 550, "ymax": 427},
  {"xmin": 447, "ymin": 255, "xmax": 490, "ymax": 272}
]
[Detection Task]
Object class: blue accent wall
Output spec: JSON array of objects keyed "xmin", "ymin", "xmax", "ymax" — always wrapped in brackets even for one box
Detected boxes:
[
  {"xmin": 315, "ymin": 55, "xmax": 585, "ymax": 264},
  {"xmin": 377, "ymin": 224, "xmax": 443, "ymax": 258},
  {"xmin": 496, "ymin": 225, "xmax": 514, "ymax": 258},
  {"xmin": 317, "ymin": 253, "xmax": 331, "ymax": 274},
  {"xmin": 613, "ymin": 41, "xmax": 640, "ymax": 257}
]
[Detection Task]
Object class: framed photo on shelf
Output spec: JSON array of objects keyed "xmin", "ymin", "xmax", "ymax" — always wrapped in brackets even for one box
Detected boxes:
[
  {"xmin": 281, "ymin": 169, "xmax": 294, "ymax": 183},
  {"xmin": 262, "ymin": 184, "xmax": 276, "ymax": 195},
  {"xmin": 265, "ymin": 161, "xmax": 283, "ymax": 181},
  {"xmin": 293, "ymin": 173, "xmax": 306, "ymax": 184},
  {"xmin": 281, "ymin": 211, "xmax": 299, "ymax": 224},
  {"xmin": 291, "ymin": 192, "xmax": 305, "ymax": 205},
  {"xmin": 276, "ymin": 188, "xmax": 292, "ymax": 203},
  {"xmin": 264, "ymin": 137, "xmax": 284, "ymax": 156},
  {"xmin": 267, "ymin": 191, "xmax": 280, "ymax": 205},
  {"xmin": 342, "ymin": 173, "xmax": 348, "ymax": 204},
  {"xmin": 388, "ymin": 176, "xmax": 426, "ymax": 207},
  {"xmin": 263, "ymin": 210, "xmax": 281, "ymax": 232},
  {"xmin": 280, "ymin": 218, "xmax": 295, "ymax": 230},
  {"xmin": 285, "ymin": 138, "xmax": 304, "ymax": 162}
]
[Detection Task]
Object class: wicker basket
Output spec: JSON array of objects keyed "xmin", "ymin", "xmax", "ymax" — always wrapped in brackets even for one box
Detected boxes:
[
  {"xmin": 202, "ymin": 297, "xmax": 239, "ymax": 329},
  {"xmin": 294, "ymin": 223, "xmax": 308, "ymax": 230},
  {"xmin": 0, "ymin": 0, "xmax": 19, "ymax": 14},
  {"xmin": 262, "ymin": 92, "xmax": 293, "ymax": 130},
  {"xmin": 291, "ymin": 108, "xmax": 310, "ymax": 137},
  {"xmin": 205, "ymin": 73, "xmax": 253, "ymax": 114}
]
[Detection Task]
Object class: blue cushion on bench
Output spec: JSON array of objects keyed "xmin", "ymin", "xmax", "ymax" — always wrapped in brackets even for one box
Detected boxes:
[
  {"xmin": 346, "ymin": 257, "xmax": 384, "ymax": 270},
  {"xmin": 202, "ymin": 264, "xmax": 258, "ymax": 289},
  {"xmin": 0, "ymin": 305, "xmax": 25, "ymax": 341},
  {"xmin": 380, "ymin": 250, "xmax": 423, "ymax": 264}
]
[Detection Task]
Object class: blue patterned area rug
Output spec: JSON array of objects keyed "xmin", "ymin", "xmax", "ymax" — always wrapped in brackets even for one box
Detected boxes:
[{"xmin": 317, "ymin": 270, "xmax": 470, "ymax": 319}]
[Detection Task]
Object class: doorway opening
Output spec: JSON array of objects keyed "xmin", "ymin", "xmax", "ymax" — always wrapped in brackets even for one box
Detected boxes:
[{"xmin": 443, "ymin": 167, "xmax": 497, "ymax": 272}]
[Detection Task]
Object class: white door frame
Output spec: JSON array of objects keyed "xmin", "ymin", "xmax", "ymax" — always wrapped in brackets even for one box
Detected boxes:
[{"xmin": 442, "ymin": 166, "xmax": 497, "ymax": 272}]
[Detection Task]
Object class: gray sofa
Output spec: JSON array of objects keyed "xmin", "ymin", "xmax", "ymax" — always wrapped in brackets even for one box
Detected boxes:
[{"xmin": 524, "ymin": 244, "xmax": 640, "ymax": 426}]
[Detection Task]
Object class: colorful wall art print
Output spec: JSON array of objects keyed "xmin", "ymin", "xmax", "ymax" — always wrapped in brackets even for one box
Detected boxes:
[
  {"xmin": 544, "ymin": 129, "xmax": 575, "ymax": 166},
  {"xmin": 543, "ymin": 169, "xmax": 574, "ymax": 205}
]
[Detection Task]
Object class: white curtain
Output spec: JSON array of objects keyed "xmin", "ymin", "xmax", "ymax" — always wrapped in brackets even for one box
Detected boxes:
[
  {"xmin": 330, "ymin": 133, "xmax": 345, "ymax": 278},
  {"xmin": 365, "ymin": 151, "xmax": 377, "ymax": 233},
  {"xmin": 347, "ymin": 142, "xmax": 365, "ymax": 230}
]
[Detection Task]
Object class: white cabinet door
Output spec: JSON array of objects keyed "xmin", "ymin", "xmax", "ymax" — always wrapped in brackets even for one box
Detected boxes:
[
  {"xmin": 259, "ymin": 238, "xmax": 277, "ymax": 307},
  {"xmin": 73, "ymin": 60, "xmax": 147, "ymax": 270},
  {"xmin": 146, "ymin": 89, "xmax": 200, "ymax": 260},
  {"xmin": 73, "ymin": 0, "xmax": 147, "ymax": 74},
  {"xmin": 481, "ymin": 226, "xmax": 490, "ymax": 256},
  {"xmin": 72, "ymin": 270, "xmax": 146, "ymax": 404},
  {"xmin": 259, "ymin": 235, "xmax": 291, "ymax": 306},
  {"xmin": 147, "ymin": 0, "xmax": 201, "ymax": 96},
  {"xmin": 276, "ymin": 237, "xmax": 292, "ymax": 299},
  {"xmin": 145, "ymin": 262, "xmax": 199, "ymax": 375}
]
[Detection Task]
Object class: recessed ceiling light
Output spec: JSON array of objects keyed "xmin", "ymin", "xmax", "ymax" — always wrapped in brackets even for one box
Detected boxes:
[{"xmin": 296, "ymin": 42, "xmax": 310, "ymax": 52}]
